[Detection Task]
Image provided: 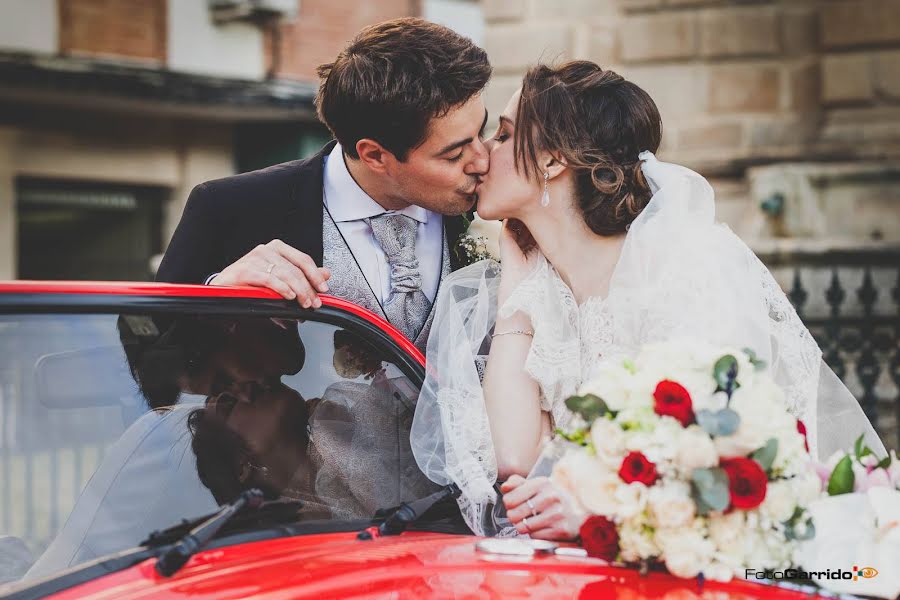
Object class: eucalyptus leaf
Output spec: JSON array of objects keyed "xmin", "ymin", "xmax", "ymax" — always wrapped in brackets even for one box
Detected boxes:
[
  {"xmin": 696, "ymin": 408, "xmax": 740, "ymax": 437},
  {"xmin": 713, "ymin": 355, "xmax": 740, "ymax": 395},
  {"xmin": 742, "ymin": 347, "xmax": 766, "ymax": 370},
  {"xmin": 751, "ymin": 438, "xmax": 779, "ymax": 473},
  {"xmin": 691, "ymin": 467, "xmax": 730, "ymax": 514},
  {"xmin": 564, "ymin": 394, "xmax": 609, "ymax": 422},
  {"xmin": 827, "ymin": 455, "xmax": 855, "ymax": 496},
  {"xmin": 796, "ymin": 519, "xmax": 815, "ymax": 541},
  {"xmin": 785, "ymin": 517, "xmax": 816, "ymax": 542}
]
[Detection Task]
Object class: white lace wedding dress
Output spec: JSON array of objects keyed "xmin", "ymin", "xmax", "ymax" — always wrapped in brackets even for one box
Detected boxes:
[{"xmin": 411, "ymin": 151, "xmax": 884, "ymax": 537}]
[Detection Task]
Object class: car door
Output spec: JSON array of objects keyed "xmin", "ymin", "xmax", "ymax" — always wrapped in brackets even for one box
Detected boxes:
[{"xmin": 0, "ymin": 284, "xmax": 433, "ymax": 589}]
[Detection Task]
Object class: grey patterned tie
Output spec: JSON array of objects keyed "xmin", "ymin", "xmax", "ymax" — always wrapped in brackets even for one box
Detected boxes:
[{"xmin": 368, "ymin": 213, "xmax": 431, "ymax": 340}]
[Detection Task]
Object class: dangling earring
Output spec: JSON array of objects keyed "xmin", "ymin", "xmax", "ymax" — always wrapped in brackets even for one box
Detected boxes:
[{"xmin": 541, "ymin": 172, "xmax": 550, "ymax": 207}]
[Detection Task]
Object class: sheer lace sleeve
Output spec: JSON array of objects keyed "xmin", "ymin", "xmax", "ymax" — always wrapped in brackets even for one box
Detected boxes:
[{"xmin": 499, "ymin": 255, "xmax": 581, "ymax": 419}]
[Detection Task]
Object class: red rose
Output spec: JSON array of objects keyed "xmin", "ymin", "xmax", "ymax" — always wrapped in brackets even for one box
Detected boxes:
[
  {"xmin": 720, "ymin": 457, "xmax": 768, "ymax": 510},
  {"xmin": 797, "ymin": 419, "xmax": 809, "ymax": 452},
  {"xmin": 618, "ymin": 451, "xmax": 659, "ymax": 486},
  {"xmin": 579, "ymin": 515, "xmax": 619, "ymax": 561},
  {"xmin": 653, "ymin": 380, "xmax": 695, "ymax": 427}
]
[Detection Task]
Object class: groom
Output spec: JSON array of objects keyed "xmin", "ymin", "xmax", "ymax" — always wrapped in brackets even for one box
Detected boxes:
[{"xmin": 156, "ymin": 18, "xmax": 491, "ymax": 351}]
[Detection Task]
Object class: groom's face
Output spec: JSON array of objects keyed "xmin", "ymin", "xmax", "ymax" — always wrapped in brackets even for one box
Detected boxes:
[{"xmin": 388, "ymin": 95, "xmax": 490, "ymax": 216}]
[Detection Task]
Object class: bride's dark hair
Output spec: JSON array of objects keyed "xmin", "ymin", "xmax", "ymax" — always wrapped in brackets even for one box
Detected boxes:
[{"xmin": 515, "ymin": 61, "xmax": 662, "ymax": 235}]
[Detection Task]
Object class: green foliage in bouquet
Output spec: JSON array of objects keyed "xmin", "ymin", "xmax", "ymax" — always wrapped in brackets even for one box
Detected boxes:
[
  {"xmin": 750, "ymin": 438, "xmax": 779, "ymax": 473},
  {"xmin": 690, "ymin": 467, "xmax": 730, "ymax": 515},
  {"xmin": 713, "ymin": 354, "xmax": 740, "ymax": 395},
  {"xmin": 826, "ymin": 434, "xmax": 892, "ymax": 495},
  {"xmin": 565, "ymin": 393, "xmax": 612, "ymax": 423}
]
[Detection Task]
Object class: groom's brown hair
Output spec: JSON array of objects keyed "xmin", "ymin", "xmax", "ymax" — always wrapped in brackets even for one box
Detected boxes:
[{"xmin": 315, "ymin": 18, "xmax": 491, "ymax": 161}]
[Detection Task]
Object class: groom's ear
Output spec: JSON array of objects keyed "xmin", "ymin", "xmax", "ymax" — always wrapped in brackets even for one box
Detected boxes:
[{"xmin": 355, "ymin": 139, "xmax": 395, "ymax": 174}]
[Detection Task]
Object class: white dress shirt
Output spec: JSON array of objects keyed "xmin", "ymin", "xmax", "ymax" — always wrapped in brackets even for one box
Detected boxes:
[{"xmin": 323, "ymin": 143, "xmax": 443, "ymax": 303}]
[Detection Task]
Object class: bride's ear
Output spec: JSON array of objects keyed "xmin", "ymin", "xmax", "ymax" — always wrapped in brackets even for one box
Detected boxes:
[{"xmin": 542, "ymin": 153, "xmax": 568, "ymax": 181}]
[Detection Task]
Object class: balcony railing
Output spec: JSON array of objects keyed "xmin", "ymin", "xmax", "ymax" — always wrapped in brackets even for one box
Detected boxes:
[{"xmin": 761, "ymin": 246, "xmax": 900, "ymax": 452}]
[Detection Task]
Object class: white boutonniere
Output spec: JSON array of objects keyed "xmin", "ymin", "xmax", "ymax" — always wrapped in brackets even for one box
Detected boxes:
[{"xmin": 455, "ymin": 214, "xmax": 502, "ymax": 266}]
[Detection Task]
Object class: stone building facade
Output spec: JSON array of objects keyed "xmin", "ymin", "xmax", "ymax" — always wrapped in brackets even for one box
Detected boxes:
[
  {"xmin": 0, "ymin": 0, "xmax": 480, "ymax": 281},
  {"xmin": 482, "ymin": 0, "xmax": 900, "ymax": 449},
  {"xmin": 482, "ymin": 0, "xmax": 900, "ymax": 249}
]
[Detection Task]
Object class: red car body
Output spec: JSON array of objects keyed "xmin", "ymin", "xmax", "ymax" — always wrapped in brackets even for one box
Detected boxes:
[{"xmin": 0, "ymin": 282, "xmax": 830, "ymax": 600}]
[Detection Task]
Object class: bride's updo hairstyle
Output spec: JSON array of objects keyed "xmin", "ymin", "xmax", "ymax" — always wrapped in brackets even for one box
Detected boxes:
[{"xmin": 515, "ymin": 61, "xmax": 662, "ymax": 235}]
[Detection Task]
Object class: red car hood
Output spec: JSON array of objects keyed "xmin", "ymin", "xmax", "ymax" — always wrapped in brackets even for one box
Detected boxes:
[{"xmin": 43, "ymin": 532, "xmax": 822, "ymax": 600}]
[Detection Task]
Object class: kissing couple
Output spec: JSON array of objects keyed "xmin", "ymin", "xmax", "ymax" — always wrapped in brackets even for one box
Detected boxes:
[{"xmin": 157, "ymin": 18, "xmax": 884, "ymax": 540}]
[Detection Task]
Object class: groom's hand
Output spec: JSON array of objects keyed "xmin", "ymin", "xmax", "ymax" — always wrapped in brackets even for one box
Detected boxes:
[{"xmin": 209, "ymin": 239, "xmax": 331, "ymax": 308}]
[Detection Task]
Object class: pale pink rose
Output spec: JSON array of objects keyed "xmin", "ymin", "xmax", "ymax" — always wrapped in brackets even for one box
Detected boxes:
[{"xmin": 858, "ymin": 467, "xmax": 892, "ymax": 492}]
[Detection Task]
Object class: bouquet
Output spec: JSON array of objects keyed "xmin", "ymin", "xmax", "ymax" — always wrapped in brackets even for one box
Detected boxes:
[
  {"xmin": 551, "ymin": 339, "xmax": 820, "ymax": 582},
  {"xmin": 795, "ymin": 438, "xmax": 900, "ymax": 599}
]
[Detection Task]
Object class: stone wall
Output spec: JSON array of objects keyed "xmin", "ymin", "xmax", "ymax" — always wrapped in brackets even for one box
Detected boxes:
[
  {"xmin": 482, "ymin": 0, "xmax": 900, "ymax": 449},
  {"xmin": 481, "ymin": 0, "xmax": 900, "ymax": 247}
]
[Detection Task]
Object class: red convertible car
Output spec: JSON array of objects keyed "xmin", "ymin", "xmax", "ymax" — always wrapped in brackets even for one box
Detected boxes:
[{"xmin": 0, "ymin": 281, "xmax": 840, "ymax": 599}]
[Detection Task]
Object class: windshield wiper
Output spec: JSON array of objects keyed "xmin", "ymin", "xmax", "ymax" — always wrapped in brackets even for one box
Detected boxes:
[
  {"xmin": 358, "ymin": 484, "xmax": 460, "ymax": 540},
  {"xmin": 155, "ymin": 488, "xmax": 265, "ymax": 577}
]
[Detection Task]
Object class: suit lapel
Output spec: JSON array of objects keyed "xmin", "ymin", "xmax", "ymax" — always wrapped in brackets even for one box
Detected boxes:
[
  {"xmin": 444, "ymin": 211, "xmax": 471, "ymax": 272},
  {"xmin": 281, "ymin": 141, "xmax": 338, "ymax": 266}
]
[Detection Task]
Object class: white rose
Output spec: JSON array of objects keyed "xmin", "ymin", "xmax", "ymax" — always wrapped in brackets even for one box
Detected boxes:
[
  {"xmin": 656, "ymin": 524, "xmax": 715, "ymax": 579},
  {"xmin": 614, "ymin": 482, "xmax": 649, "ymax": 520},
  {"xmin": 675, "ymin": 426, "xmax": 719, "ymax": 474},
  {"xmin": 618, "ymin": 519, "xmax": 659, "ymax": 562},
  {"xmin": 591, "ymin": 418, "xmax": 626, "ymax": 467},
  {"xmin": 579, "ymin": 363, "xmax": 636, "ymax": 412},
  {"xmin": 693, "ymin": 391, "xmax": 729, "ymax": 413},
  {"xmin": 552, "ymin": 451, "xmax": 620, "ymax": 516},
  {"xmin": 467, "ymin": 215, "xmax": 501, "ymax": 259},
  {"xmin": 708, "ymin": 510, "xmax": 746, "ymax": 553},
  {"xmin": 648, "ymin": 481, "xmax": 695, "ymax": 529},
  {"xmin": 760, "ymin": 480, "xmax": 796, "ymax": 522},
  {"xmin": 703, "ymin": 561, "xmax": 735, "ymax": 582},
  {"xmin": 790, "ymin": 467, "xmax": 823, "ymax": 506},
  {"xmin": 714, "ymin": 383, "xmax": 777, "ymax": 458}
]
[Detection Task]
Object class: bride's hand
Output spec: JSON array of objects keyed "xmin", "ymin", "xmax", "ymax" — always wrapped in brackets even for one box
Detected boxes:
[
  {"xmin": 501, "ymin": 475, "xmax": 587, "ymax": 541},
  {"xmin": 498, "ymin": 219, "xmax": 538, "ymax": 301}
]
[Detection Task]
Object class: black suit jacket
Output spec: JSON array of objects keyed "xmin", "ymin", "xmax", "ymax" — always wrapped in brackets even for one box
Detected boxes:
[{"xmin": 156, "ymin": 142, "xmax": 469, "ymax": 284}]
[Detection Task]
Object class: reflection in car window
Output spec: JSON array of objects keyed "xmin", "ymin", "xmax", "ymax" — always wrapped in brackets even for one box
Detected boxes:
[{"xmin": 0, "ymin": 311, "xmax": 438, "ymax": 586}]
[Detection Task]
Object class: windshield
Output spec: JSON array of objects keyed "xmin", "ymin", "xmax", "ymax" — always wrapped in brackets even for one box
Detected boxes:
[{"xmin": 0, "ymin": 309, "xmax": 442, "ymax": 585}]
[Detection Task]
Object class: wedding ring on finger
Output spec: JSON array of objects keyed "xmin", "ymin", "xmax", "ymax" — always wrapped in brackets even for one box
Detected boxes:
[
  {"xmin": 526, "ymin": 498, "xmax": 537, "ymax": 517},
  {"xmin": 265, "ymin": 263, "xmax": 275, "ymax": 275},
  {"xmin": 521, "ymin": 516, "xmax": 530, "ymax": 534}
]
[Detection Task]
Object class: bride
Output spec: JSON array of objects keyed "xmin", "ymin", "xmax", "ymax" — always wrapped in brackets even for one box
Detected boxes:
[{"xmin": 410, "ymin": 60, "xmax": 884, "ymax": 541}]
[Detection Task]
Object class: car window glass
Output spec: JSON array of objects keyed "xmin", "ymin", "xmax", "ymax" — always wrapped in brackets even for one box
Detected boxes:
[{"xmin": 0, "ymin": 311, "xmax": 439, "ymax": 586}]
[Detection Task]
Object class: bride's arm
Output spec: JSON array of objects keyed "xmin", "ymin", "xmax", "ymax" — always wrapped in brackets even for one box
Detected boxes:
[{"xmin": 483, "ymin": 222, "xmax": 551, "ymax": 480}]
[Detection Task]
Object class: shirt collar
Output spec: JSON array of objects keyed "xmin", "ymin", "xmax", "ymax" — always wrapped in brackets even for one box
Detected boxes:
[{"xmin": 324, "ymin": 143, "xmax": 428, "ymax": 224}]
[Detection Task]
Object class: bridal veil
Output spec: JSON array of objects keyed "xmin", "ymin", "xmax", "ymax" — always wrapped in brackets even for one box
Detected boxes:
[{"xmin": 411, "ymin": 151, "xmax": 885, "ymax": 536}]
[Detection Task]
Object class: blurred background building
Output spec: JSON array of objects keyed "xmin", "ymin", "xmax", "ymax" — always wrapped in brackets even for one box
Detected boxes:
[
  {"xmin": 0, "ymin": 0, "xmax": 897, "ymax": 447},
  {"xmin": 0, "ymin": 0, "xmax": 482, "ymax": 282}
]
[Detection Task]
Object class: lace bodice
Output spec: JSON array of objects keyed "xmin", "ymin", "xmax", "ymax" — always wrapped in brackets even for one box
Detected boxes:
[{"xmin": 499, "ymin": 255, "xmax": 616, "ymax": 432}]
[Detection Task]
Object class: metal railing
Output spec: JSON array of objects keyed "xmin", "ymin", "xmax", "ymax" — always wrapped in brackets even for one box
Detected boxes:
[{"xmin": 761, "ymin": 246, "xmax": 900, "ymax": 451}]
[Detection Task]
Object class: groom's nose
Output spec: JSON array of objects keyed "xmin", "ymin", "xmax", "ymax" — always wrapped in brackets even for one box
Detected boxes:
[{"xmin": 465, "ymin": 138, "xmax": 490, "ymax": 176}]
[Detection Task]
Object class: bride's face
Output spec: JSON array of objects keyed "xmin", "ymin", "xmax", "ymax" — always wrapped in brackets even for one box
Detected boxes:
[{"xmin": 475, "ymin": 91, "xmax": 543, "ymax": 221}]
